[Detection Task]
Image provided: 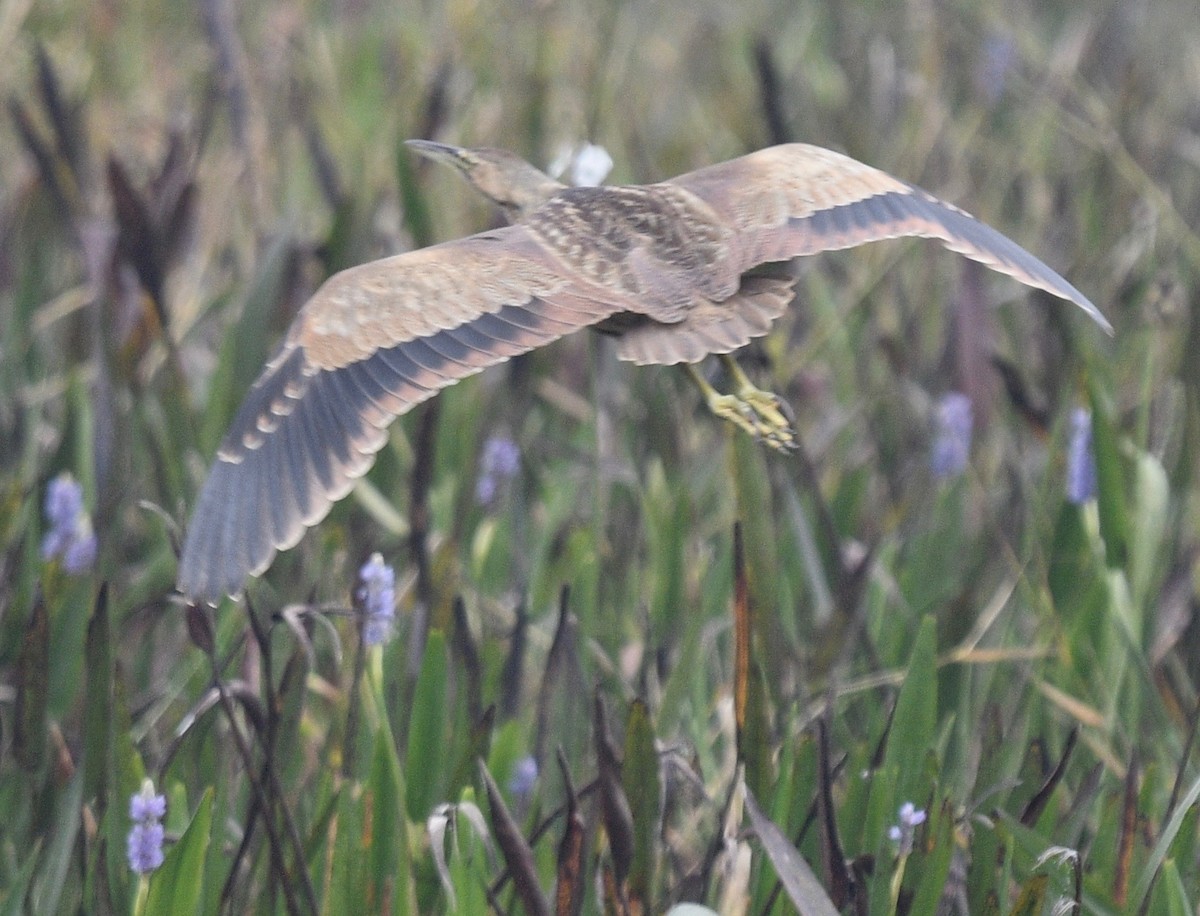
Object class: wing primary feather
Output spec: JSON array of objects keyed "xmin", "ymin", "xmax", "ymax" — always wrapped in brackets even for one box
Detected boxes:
[
  {"xmin": 301, "ymin": 375, "xmax": 348, "ymax": 468},
  {"xmin": 904, "ymin": 192, "xmax": 1111, "ymax": 331},
  {"xmin": 870, "ymin": 191, "xmax": 915, "ymax": 228},
  {"xmin": 847, "ymin": 195, "xmax": 879, "ymax": 232},
  {"xmin": 213, "ymin": 453, "xmax": 253, "ymax": 600},
  {"xmin": 373, "ymin": 342, "xmax": 452, "ymax": 390},
  {"xmin": 275, "ymin": 403, "xmax": 315, "ymax": 528},
  {"xmin": 354, "ymin": 349, "xmax": 432, "ymax": 415},
  {"xmin": 399, "ymin": 336, "xmax": 474, "ymax": 380},
  {"xmin": 827, "ymin": 203, "xmax": 853, "ymax": 239},
  {"xmin": 443, "ymin": 323, "xmax": 524, "ymax": 360},
  {"xmin": 240, "ymin": 443, "xmax": 275, "ymax": 582},
  {"xmin": 469, "ymin": 310, "xmax": 539, "ymax": 346},
  {"xmin": 417, "ymin": 324, "xmax": 494, "ymax": 368},
  {"xmin": 311, "ymin": 370, "xmax": 373, "ymax": 461},
  {"xmin": 178, "ymin": 466, "xmax": 225, "ymax": 600},
  {"xmin": 290, "ymin": 390, "xmax": 339, "ymax": 496},
  {"xmin": 259, "ymin": 428, "xmax": 300, "ymax": 568},
  {"xmin": 303, "ymin": 373, "xmax": 361, "ymax": 489},
  {"xmin": 339, "ymin": 358, "xmax": 406, "ymax": 417},
  {"xmin": 490, "ymin": 300, "xmax": 579, "ymax": 337},
  {"xmin": 322, "ymin": 362, "xmax": 393, "ymax": 429}
]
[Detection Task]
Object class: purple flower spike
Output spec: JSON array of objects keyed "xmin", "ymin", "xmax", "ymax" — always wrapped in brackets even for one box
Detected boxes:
[
  {"xmin": 358, "ymin": 553, "xmax": 396, "ymax": 646},
  {"xmin": 931, "ymin": 393, "xmax": 973, "ymax": 479},
  {"xmin": 476, "ymin": 436, "xmax": 521, "ymax": 505},
  {"xmin": 127, "ymin": 781, "xmax": 166, "ymax": 874},
  {"xmin": 40, "ymin": 472, "xmax": 97, "ymax": 574}
]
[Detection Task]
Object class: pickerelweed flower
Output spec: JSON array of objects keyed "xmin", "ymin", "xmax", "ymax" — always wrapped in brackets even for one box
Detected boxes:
[
  {"xmin": 475, "ymin": 435, "xmax": 521, "ymax": 505},
  {"xmin": 1066, "ymin": 408, "xmax": 1097, "ymax": 504},
  {"xmin": 41, "ymin": 472, "xmax": 97, "ymax": 574},
  {"xmin": 887, "ymin": 801, "xmax": 927, "ymax": 857},
  {"xmin": 930, "ymin": 392, "xmax": 973, "ymax": 479},
  {"xmin": 508, "ymin": 755, "xmax": 538, "ymax": 803},
  {"xmin": 127, "ymin": 780, "xmax": 166, "ymax": 874},
  {"xmin": 548, "ymin": 141, "xmax": 614, "ymax": 188},
  {"xmin": 358, "ymin": 553, "xmax": 396, "ymax": 646}
]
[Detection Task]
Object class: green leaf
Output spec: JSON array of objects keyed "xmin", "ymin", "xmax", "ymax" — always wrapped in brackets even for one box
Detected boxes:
[
  {"xmin": 883, "ymin": 615, "xmax": 937, "ymax": 810},
  {"xmin": 144, "ymin": 788, "xmax": 214, "ymax": 916},
  {"xmin": 368, "ymin": 723, "xmax": 413, "ymax": 915},
  {"xmin": 1047, "ymin": 502, "xmax": 1104, "ymax": 618},
  {"xmin": 623, "ymin": 699, "xmax": 662, "ymax": 908},
  {"xmin": 1089, "ymin": 382, "xmax": 1128, "ymax": 569},
  {"xmin": 28, "ymin": 772, "xmax": 83, "ymax": 915},
  {"xmin": 327, "ymin": 779, "xmax": 367, "ymax": 911},
  {"xmin": 0, "ymin": 839, "xmax": 42, "ymax": 916},
  {"xmin": 1131, "ymin": 768, "xmax": 1200, "ymax": 911},
  {"xmin": 731, "ymin": 428, "xmax": 785, "ymax": 680},
  {"xmin": 13, "ymin": 587, "xmax": 49, "ymax": 772},
  {"xmin": 82, "ymin": 585, "xmax": 113, "ymax": 804},
  {"xmin": 1153, "ymin": 859, "xmax": 1194, "ymax": 916},
  {"xmin": 741, "ymin": 659, "xmax": 775, "ymax": 803},
  {"xmin": 1128, "ymin": 449, "xmax": 1168, "ymax": 614},
  {"xmin": 906, "ymin": 799, "xmax": 956, "ymax": 915},
  {"xmin": 406, "ymin": 630, "xmax": 450, "ymax": 821}
]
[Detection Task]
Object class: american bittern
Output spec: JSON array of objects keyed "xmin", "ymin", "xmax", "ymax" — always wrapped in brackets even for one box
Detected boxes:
[{"xmin": 177, "ymin": 141, "xmax": 1110, "ymax": 602}]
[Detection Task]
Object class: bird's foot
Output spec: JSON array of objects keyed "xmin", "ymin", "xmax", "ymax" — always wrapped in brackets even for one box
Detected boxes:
[
  {"xmin": 706, "ymin": 389, "xmax": 797, "ymax": 452},
  {"xmin": 717, "ymin": 354, "xmax": 797, "ymax": 452},
  {"xmin": 685, "ymin": 360, "xmax": 798, "ymax": 452},
  {"xmin": 736, "ymin": 385, "xmax": 798, "ymax": 452}
]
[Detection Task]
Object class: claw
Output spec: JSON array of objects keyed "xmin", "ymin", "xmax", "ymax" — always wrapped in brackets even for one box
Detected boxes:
[
  {"xmin": 685, "ymin": 360, "xmax": 798, "ymax": 453},
  {"xmin": 720, "ymin": 355, "xmax": 798, "ymax": 452}
]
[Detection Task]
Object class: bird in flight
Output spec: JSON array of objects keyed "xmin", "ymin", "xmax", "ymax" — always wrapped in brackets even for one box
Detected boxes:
[{"xmin": 177, "ymin": 141, "xmax": 1111, "ymax": 603}]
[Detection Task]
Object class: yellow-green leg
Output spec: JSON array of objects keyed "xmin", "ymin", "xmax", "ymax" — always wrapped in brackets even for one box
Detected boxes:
[{"xmin": 684, "ymin": 357, "xmax": 797, "ymax": 452}]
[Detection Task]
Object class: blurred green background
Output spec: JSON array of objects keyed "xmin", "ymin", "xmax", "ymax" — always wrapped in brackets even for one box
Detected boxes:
[{"xmin": 2, "ymin": 0, "xmax": 1199, "ymax": 912}]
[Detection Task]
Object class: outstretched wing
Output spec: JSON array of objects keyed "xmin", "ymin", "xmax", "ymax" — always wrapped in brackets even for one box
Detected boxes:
[
  {"xmin": 667, "ymin": 143, "xmax": 1112, "ymax": 333},
  {"xmin": 178, "ymin": 226, "xmax": 618, "ymax": 603}
]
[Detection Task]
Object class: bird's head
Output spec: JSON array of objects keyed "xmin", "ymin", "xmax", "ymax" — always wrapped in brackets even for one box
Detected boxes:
[{"xmin": 405, "ymin": 140, "xmax": 565, "ymax": 222}]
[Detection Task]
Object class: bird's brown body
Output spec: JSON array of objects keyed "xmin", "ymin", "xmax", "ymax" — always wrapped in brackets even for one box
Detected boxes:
[{"xmin": 177, "ymin": 142, "xmax": 1109, "ymax": 603}]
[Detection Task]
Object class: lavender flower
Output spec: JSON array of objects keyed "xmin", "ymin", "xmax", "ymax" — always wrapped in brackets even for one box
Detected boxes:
[
  {"xmin": 358, "ymin": 553, "xmax": 396, "ymax": 646},
  {"xmin": 548, "ymin": 142, "xmax": 614, "ymax": 187},
  {"xmin": 475, "ymin": 436, "xmax": 521, "ymax": 505},
  {"xmin": 887, "ymin": 801, "xmax": 927, "ymax": 857},
  {"xmin": 127, "ymin": 780, "xmax": 166, "ymax": 874},
  {"xmin": 41, "ymin": 472, "xmax": 97, "ymax": 574},
  {"xmin": 930, "ymin": 393, "xmax": 973, "ymax": 479},
  {"xmin": 1066, "ymin": 408, "xmax": 1097, "ymax": 505},
  {"xmin": 508, "ymin": 755, "xmax": 538, "ymax": 802}
]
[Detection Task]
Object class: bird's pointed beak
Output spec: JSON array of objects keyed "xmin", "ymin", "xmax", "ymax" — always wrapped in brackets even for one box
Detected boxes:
[{"xmin": 405, "ymin": 139, "xmax": 469, "ymax": 168}]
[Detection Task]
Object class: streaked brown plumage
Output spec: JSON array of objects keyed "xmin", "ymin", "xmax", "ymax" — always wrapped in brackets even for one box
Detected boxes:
[{"xmin": 177, "ymin": 141, "xmax": 1110, "ymax": 603}]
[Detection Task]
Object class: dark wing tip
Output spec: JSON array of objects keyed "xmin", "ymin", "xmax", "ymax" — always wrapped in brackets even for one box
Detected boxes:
[
  {"xmin": 176, "ymin": 346, "xmax": 347, "ymax": 605},
  {"xmin": 781, "ymin": 188, "xmax": 1113, "ymax": 335},
  {"xmin": 176, "ymin": 460, "xmax": 250, "ymax": 604},
  {"xmin": 901, "ymin": 191, "xmax": 1114, "ymax": 335}
]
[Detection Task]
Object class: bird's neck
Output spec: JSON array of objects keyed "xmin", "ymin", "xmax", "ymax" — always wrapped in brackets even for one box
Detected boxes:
[{"xmin": 503, "ymin": 168, "xmax": 567, "ymax": 221}]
